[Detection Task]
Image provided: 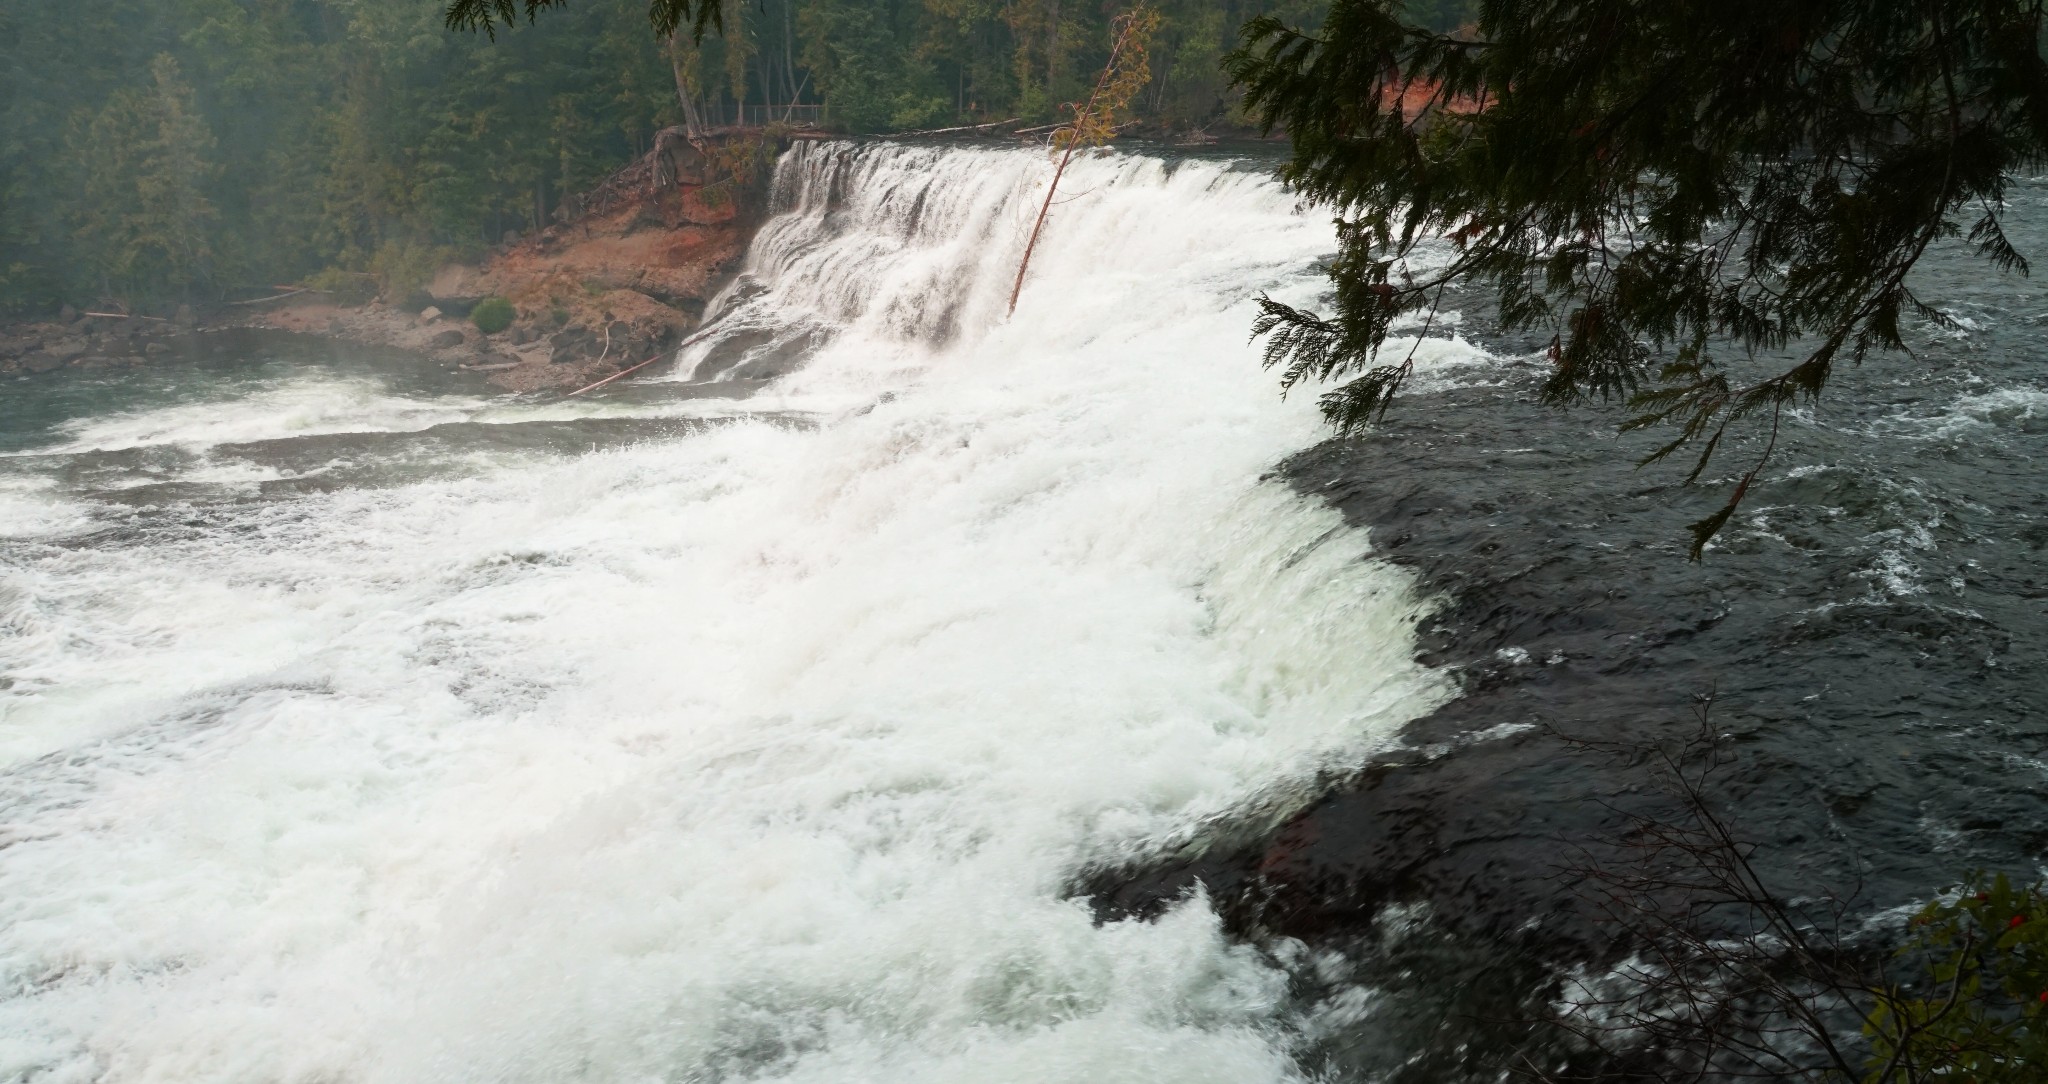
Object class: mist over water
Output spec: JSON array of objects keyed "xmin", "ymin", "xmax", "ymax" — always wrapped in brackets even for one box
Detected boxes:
[{"xmin": 0, "ymin": 144, "xmax": 1456, "ymax": 1082}]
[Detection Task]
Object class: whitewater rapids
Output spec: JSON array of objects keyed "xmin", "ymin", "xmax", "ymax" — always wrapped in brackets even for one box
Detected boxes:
[{"xmin": 0, "ymin": 142, "xmax": 1461, "ymax": 1083}]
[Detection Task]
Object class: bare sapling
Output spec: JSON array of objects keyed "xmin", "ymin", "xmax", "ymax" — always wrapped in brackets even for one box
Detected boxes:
[
  {"xmin": 1006, "ymin": 5, "xmax": 1160, "ymax": 315},
  {"xmin": 1522, "ymin": 698, "xmax": 2048, "ymax": 1084}
]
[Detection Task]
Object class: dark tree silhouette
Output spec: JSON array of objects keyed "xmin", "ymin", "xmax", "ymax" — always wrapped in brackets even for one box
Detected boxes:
[
  {"xmin": 445, "ymin": 0, "xmax": 724, "ymax": 40},
  {"xmin": 1229, "ymin": 0, "xmax": 2048, "ymax": 556}
]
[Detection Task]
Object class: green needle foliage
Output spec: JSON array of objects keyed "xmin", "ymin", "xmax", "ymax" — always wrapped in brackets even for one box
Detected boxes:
[
  {"xmin": 445, "ymin": 0, "xmax": 723, "ymax": 42},
  {"xmin": 5, "ymin": 0, "xmax": 1305, "ymax": 314},
  {"xmin": 1228, "ymin": 0, "xmax": 2048, "ymax": 557}
]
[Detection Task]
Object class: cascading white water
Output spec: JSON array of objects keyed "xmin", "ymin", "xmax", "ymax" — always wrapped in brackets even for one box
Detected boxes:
[{"xmin": 0, "ymin": 141, "xmax": 1462, "ymax": 1083}]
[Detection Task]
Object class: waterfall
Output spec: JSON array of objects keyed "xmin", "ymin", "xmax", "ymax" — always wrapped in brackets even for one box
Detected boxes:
[{"xmin": 0, "ymin": 141, "xmax": 1458, "ymax": 1083}]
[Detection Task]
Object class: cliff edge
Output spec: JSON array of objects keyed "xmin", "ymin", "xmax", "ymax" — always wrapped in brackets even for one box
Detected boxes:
[{"xmin": 254, "ymin": 128, "xmax": 785, "ymax": 392}]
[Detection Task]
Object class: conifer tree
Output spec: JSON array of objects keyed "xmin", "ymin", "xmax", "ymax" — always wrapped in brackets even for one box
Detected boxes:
[
  {"xmin": 446, "ymin": 0, "xmax": 726, "ymax": 41},
  {"xmin": 1230, "ymin": 0, "xmax": 2048, "ymax": 555},
  {"xmin": 67, "ymin": 54, "xmax": 220, "ymax": 301}
]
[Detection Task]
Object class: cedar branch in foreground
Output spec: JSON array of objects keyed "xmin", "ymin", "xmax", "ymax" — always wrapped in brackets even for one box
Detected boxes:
[{"xmin": 1229, "ymin": 0, "xmax": 2048, "ymax": 556}]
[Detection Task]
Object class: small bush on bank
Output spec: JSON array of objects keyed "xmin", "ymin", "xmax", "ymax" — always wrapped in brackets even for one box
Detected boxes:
[{"xmin": 471, "ymin": 296, "xmax": 515, "ymax": 334}]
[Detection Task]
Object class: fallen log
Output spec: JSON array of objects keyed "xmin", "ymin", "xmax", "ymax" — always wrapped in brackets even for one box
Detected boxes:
[
  {"xmin": 226, "ymin": 287, "xmax": 314, "ymax": 306},
  {"xmin": 898, "ymin": 118, "xmax": 1021, "ymax": 138},
  {"xmin": 564, "ymin": 323, "xmax": 723, "ymax": 397}
]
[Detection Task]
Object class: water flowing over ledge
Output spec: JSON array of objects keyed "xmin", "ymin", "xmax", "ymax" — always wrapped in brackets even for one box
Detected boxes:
[{"xmin": 0, "ymin": 142, "xmax": 1464, "ymax": 1083}]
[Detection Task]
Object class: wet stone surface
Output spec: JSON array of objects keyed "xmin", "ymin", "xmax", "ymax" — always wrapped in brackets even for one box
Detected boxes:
[{"xmin": 1085, "ymin": 225, "xmax": 2048, "ymax": 1078}]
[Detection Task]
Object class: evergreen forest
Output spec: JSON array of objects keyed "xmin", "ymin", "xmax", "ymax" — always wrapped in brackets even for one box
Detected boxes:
[{"xmin": 0, "ymin": 0, "xmax": 1480, "ymax": 315}]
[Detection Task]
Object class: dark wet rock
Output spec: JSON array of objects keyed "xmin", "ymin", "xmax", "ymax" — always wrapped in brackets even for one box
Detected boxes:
[
  {"xmin": 430, "ymin": 328, "xmax": 467, "ymax": 349},
  {"xmin": 1088, "ymin": 262, "xmax": 2048, "ymax": 1082},
  {"xmin": 549, "ymin": 327, "xmax": 598, "ymax": 364}
]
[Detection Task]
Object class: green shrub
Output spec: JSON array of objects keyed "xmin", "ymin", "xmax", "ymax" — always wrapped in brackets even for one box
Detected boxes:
[
  {"xmin": 471, "ymin": 296, "xmax": 515, "ymax": 335},
  {"xmin": 1863, "ymin": 874, "xmax": 2048, "ymax": 1081}
]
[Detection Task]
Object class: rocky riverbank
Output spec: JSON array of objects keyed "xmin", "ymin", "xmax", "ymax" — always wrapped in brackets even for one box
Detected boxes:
[
  {"xmin": 262, "ymin": 130, "xmax": 779, "ymax": 392},
  {"xmin": 0, "ymin": 308, "xmax": 197, "ymax": 377},
  {"xmin": 3, "ymin": 128, "xmax": 780, "ymax": 394}
]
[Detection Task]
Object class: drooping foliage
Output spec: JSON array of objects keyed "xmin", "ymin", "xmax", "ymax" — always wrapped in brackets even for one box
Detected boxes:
[{"xmin": 1229, "ymin": 0, "xmax": 2048, "ymax": 555}]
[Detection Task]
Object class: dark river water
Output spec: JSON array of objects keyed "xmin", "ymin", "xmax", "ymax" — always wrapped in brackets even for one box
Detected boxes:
[{"xmin": 1096, "ymin": 179, "xmax": 2048, "ymax": 1079}]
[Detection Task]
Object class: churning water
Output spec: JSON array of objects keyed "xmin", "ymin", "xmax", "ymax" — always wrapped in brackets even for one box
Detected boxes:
[
  {"xmin": 10, "ymin": 140, "xmax": 2045, "ymax": 1084},
  {"xmin": 0, "ymin": 143, "xmax": 1461, "ymax": 1082}
]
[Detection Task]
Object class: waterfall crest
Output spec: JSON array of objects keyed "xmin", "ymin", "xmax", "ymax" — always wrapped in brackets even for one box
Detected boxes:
[{"xmin": 0, "ymin": 141, "xmax": 1459, "ymax": 1084}]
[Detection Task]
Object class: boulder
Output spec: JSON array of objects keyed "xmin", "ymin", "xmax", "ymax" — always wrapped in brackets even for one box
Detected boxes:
[
  {"xmin": 418, "ymin": 306, "xmax": 444, "ymax": 324},
  {"xmin": 21, "ymin": 353, "xmax": 63, "ymax": 373},
  {"xmin": 58, "ymin": 304, "xmax": 77, "ymax": 323},
  {"xmin": 548, "ymin": 326, "xmax": 598, "ymax": 364},
  {"xmin": 652, "ymin": 128, "xmax": 716, "ymax": 188},
  {"xmin": 430, "ymin": 328, "xmax": 468, "ymax": 349},
  {"xmin": 145, "ymin": 342, "xmax": 171, "ymax": 357},
  {"xmin": 428, "ymin": 263, "xmax": 487, "ymax": 308}
]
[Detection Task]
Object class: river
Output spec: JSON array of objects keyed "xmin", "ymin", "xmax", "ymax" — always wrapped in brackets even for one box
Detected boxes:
[{"xmin": 0, "ymin": 141, "xmax": 2042, "ymax": 1083}]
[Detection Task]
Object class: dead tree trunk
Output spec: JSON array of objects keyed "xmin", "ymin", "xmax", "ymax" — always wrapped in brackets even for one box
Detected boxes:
[{"xmin": 1007, "ymin": 7, "xmax": 1157, "ymax": 315}]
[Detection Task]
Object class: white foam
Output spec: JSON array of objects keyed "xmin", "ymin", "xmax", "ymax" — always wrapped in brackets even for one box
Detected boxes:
[
  {"xmin": 1872, "ymin": 385, "xmax": 2048, "ymax": 441},
  {"xmin": 0, "ymin": 143, "xmax": 1460, "ymax": 1083},
  {"xmin": 0, "ymin": 476, "xmax": 94, "ymax": 539},
  {"xmin": 17, "ymin": 378, "xmax": 495, "ymax": 455}
]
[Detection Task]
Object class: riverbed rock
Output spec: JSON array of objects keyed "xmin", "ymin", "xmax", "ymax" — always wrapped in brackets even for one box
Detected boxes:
[
  {"xmin": 230, "ymin": 129, "xmax": 772, "ymax": 394},
  {"xmin": 548, "ymin": 326, "xmax": 597, "ymax": 364},
  {"xmin": 428, "ymin": 264, "xmax": 487, "ymax": 309},
  {"xmin": 430, "ymin": 328, "xmax": 467, "ymax": 349}
]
